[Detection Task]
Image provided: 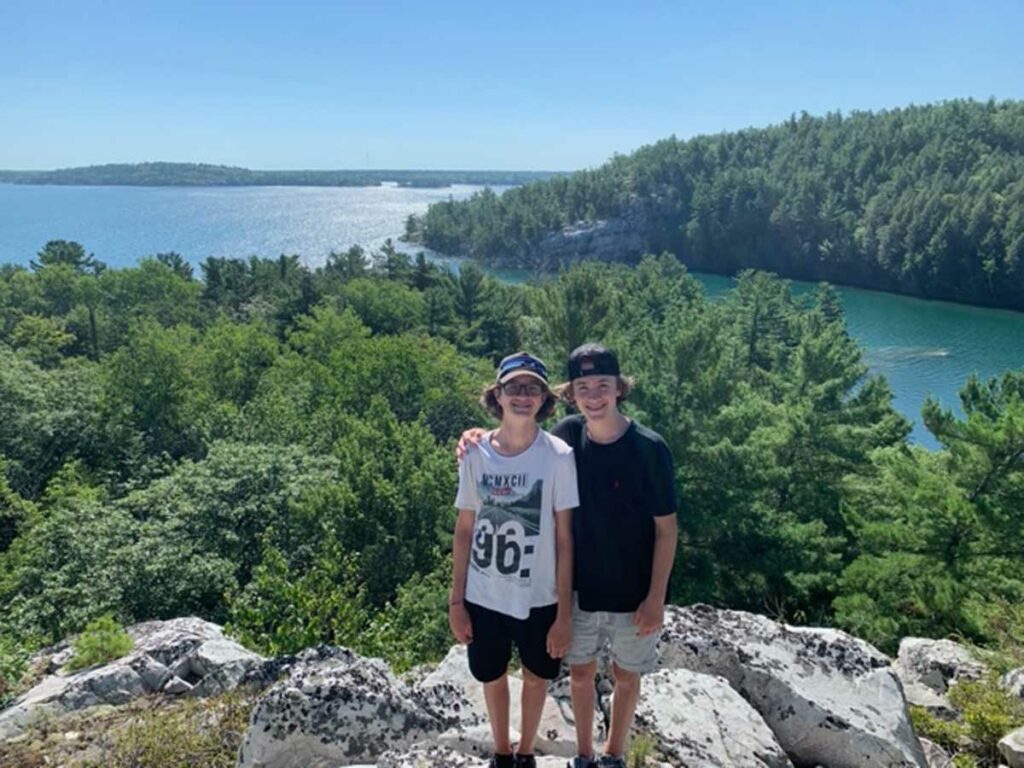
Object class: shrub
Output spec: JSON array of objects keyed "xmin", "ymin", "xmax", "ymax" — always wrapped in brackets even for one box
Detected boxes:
[
  {"xmin": 362, "ymin": 558, "xmax": 452, "ymax": 672},
  {"xmin": 67, "ymin": 615, "xmax": 133, "ymax": 671},
  {"xmin": 909, "ymin": 705, "xmax": 965, "ymax": 752},
  {"xmin": 912, "ymin": 673, "xmax": 1024, "ymax": 767},
  {"xmin": 226, "ymin": 541, "xmax": 368, "ymax": 656},
  {"xmin": 948, "ymin": 674, "xmax": 1024, "ymax": 765},
  {"xmin": 0, "ymin": 634, "xmax": 29, "ymax": 708}
]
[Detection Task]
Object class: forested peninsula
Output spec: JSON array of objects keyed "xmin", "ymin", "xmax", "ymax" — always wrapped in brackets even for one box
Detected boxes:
[
  {"xmin": 410, "ymin": 99, "xmax": 1024, "ymax": 310},
  {"xmin": 0, "ymin": 163, "xmax": 559, "ymax": 189}
]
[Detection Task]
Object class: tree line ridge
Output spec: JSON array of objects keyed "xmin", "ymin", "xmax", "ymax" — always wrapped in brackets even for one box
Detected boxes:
[{"xmin": 411, "ymin": 98, "xmax": 1024, "ymax": 310}]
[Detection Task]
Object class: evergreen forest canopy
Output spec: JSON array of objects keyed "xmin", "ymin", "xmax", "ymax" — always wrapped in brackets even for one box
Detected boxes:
[
  {"xmin": 0, "ymin": 163, "xmax": 560, "ymax": 189},
  {"xmin": 411, "ymin": 99, "xmax": 1024, "ymax": 310},
  {"xmin": 1, "ymin": 239, "xmax": 1023, "ymax": 704}
]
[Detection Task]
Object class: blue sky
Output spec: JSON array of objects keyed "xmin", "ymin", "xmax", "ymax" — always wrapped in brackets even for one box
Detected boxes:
[{"xmin": 2, "ymin": 0, "xmax": 1022, "ymax": 170}]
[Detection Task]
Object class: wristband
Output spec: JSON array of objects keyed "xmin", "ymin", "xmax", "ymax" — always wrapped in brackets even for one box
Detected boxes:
[{"xmin": 449, "ymin": 599, "xmax": 464, "ymax": 606}]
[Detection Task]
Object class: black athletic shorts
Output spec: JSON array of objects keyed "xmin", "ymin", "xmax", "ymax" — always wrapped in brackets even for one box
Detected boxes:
[{"xmin": 465, "ymin": 601, "xmax": 560, "ymax": 683}]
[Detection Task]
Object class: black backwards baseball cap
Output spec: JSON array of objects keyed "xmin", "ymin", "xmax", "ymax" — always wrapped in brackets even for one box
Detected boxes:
[
  {"xmin": 567, "ymin": 342, "xmax": 620, "ymax": 380},
  {"xmin": 497, "ymin": 351, "xmax": 549, "ymax": 385}
]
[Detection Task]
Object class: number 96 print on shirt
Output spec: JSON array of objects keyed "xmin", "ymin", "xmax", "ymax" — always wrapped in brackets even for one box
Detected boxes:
[{"xmin": 472, "ymin": 475, "xmax": 542, "ymax": 579}]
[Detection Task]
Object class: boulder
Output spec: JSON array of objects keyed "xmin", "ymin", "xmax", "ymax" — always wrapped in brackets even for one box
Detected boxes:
[
  {"xmin": 917, "ymin": 738, "xmax": 955, "ymax": 768},
  {"xmin": 162, "ymin": 676, "xmax": 194, "ymax": 695},
  {"xmin": 1000, "ymin": 725, "xmax": 1024, "ymax": 768},
  {"xmin": 178, "ymin": 638, "xmax": 264, "ymax": 695},
  {"xmin": 377, "ymin": 745, "xmax": 569, "ymax": 768},
  {"xmin": 659, "ymin": 604, "xmax": 928, "ymax": 768},
  {"xmin": 895, "ymin": 638, "xmax": 986, "ymax": 717},
  {"xmin": 376, "ymin": 744, "xmax": 480, "ymax": 767},
  {"xmin": 414, "ymin": 645, "xmax": 577, "ymax": 757},
  {"xmin": 237, "ymin": 646, "xmax": 444, "ymax": 768},
  {"xmin": 1003, "ymin": 668, "xmax": 1024, "ymax": 700},
  {"xmin": 635, "ymin": 668, "xmax": 792, "ymax": 767},
  {"xmin": 412, "ymin": 645, "xmax": 488, "ymax": 727},
  {"xmin": 0, "ymin": 617, "xmax": 264, "ymax": 742}
]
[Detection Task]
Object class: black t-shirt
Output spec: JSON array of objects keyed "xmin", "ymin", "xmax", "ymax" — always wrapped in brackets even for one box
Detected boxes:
[{"xmin": 551, "ymin": 415, "xmax": 677, "ymax": 613}]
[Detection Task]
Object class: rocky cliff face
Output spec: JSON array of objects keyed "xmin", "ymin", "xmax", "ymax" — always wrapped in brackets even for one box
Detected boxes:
[
  {"xmin": 480, "ymin": 200, "xmax": 656, "ymax": 270},
  {"xmin": 4, "ymin": 607, "xmax": 1024, "ymax": 767}
]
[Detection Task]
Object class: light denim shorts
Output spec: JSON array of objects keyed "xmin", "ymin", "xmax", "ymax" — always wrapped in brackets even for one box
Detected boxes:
[{"xmin": 563, "ymin": 593, "xmax": 658, "ymax": 674}]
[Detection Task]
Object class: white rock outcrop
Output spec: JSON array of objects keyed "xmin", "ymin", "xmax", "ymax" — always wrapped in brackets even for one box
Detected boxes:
[
  {"xmin": 634, "ymin": 668, "xmax": 793, "ymax": 767},
  {"xmin": 5, "ymin": 607, "xmax": 965, "ymax": 768},
  {"xmin": 415, "ymin": 645, "xmax": 576, "ymax": 757},
  {"xmin": 236, "ymin": 646, "xmax": 444, "ymax": 768},
  {"xmin": 1004, "ymin": 667, "xmax": 1024, "ymax": 700},
  {"xmin": 895, "ymin": 637, "xmax": 986, "ymax": 718},
  {"xmin": 659, "ymin": 604, "xmax": 928, "ymax": 768},
  {"xmin": 1000, "ymin": 726, "xmax": 1024, "ymax": 768},
  {"xmin": 0, "ymin": 617, "xmax": 263, "ymax": 741}
]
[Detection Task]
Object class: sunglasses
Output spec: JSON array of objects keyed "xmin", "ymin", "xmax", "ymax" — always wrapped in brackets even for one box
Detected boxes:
[{"xmin": 500, "ymin": 382, "xmax": 547, "ymax": 397}]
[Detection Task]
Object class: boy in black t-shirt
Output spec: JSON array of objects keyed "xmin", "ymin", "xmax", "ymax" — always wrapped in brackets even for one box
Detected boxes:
[{"xmin": 460, "ymin": 343, "xmax": 678, "ymax": 768}]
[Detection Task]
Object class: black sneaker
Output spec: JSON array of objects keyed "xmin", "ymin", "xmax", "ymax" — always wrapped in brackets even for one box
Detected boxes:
[
  {"xmin": 597, "ymin": 755, "xmax": 627, "ymax": 768},
  {"xmin": 490, "ymin": 755, "xmax": 516, "ymax": 768},
  {"xmin": 568, "ymin": 756, "xmax": 598, "ymax": 768},
  {"xmin": 515, "ymin": 754, "xmax": 537, "ymax": 768}
]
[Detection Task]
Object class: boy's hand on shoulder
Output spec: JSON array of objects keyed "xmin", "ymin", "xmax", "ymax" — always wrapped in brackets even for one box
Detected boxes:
[
  {"xmin": 546, "ymin": 615, "xmax": 572, "ymax": 659},
  {"xmin": 449, "ymin": 602, "xmax": 473, "ymax": 644},
  {"xmin": 455, "ymin": 428, "xmax": 487, "ymax": 463},
  {"xmin": 633, "ymin": 596, "xmax": 664, "ymax": 637}
]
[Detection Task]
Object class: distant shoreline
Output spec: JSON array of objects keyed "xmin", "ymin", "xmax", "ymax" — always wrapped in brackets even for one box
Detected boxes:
[
  {"xmin": 0, "ymin": 163, "xmax": 562, "ymax": 190},
  {"xmin": 0, "ymin": 181, "xmax": 489, "ymax": 190}
]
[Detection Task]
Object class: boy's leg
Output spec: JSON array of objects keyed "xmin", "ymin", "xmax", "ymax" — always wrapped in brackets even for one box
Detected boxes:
[
  {"xmin": 569, "ymin": 661, "xmax": 598, "ymax": 757},
  {"xmin": 563, "ymin": 597, "xmax": 603, "ymax": 759},
  {"xmin": 466, "ymin": 601, "xmax": 515, "ymax": 757},
  {"xmin": 602, "ymin": 613, "xmax": 659, "ymax": 758},
  {"xmin": 517, "ymin": 666, "xmax": 547, "ymax": 754},
  {"xmin": 514, "ymin": 604, "xmax": 561, "ymax": 756},
  {"xmin": 604, "ymin": 663, "xmax": 640, "ymax": 757},
  {"xmin": 483, "ymin": 673, "xmax": 513, "ymax": 754}
]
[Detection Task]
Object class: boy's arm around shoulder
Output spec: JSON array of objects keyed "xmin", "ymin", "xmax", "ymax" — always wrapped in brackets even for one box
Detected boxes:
[{"xmin": 455, "ymin": 427, "xmax": 487, "ymax": 462}]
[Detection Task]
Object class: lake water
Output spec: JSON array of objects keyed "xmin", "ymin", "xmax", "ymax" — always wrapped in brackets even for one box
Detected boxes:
[
  {"xmin": 0, "ymin": 183, "xmax": 506, "ymax": 267},
  {"xmin": 693, "ymin": 273, "xmax": 1024, "ymax": 448},
  {"xmin": 3, "ymin": 183, "xmax": 1023, "ymax": 447}
]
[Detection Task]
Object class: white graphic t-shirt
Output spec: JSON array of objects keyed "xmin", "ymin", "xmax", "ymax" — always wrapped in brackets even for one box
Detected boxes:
[{"xmin": 456, "ymin": 429, "xmax": 579, "ymax": 620}]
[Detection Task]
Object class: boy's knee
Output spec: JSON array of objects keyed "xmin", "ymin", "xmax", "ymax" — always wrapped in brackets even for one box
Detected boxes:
[
  {"xmin": 611, "ymin": 663, "xmax": 640, "ymax": 689},
  {"xmin": 521, "ymin": 666, "xmax": 547, "ymax": 687},
  {"xmin": 570, "ymin": 661, "xmax": 597, "ymax": 685},
  {"xmin": 482, "ymin": 671, "xmax": 509, "ymax": 689}
]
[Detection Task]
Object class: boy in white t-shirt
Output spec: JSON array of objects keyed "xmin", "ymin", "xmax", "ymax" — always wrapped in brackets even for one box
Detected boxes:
[{"xmin": 449, "ymin": 352, "xmax": 579, "ymax": 768}]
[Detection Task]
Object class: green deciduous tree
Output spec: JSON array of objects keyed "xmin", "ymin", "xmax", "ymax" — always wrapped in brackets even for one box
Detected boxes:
[
  {"xmin": 339, "ymin": 278, "xmax": 426, "ymax": 335},
  {"xmin": 10, "ymin": 315, "xmax": 74, "ymax": 367}
]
